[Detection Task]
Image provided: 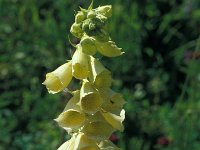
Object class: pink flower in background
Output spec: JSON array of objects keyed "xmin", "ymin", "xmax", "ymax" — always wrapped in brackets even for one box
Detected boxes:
[
  {"xmin": 157, "ymin": 136, "xmax": 170, "ymax": 146},
  {"xmin": 109, "ymin": 134, "xmax": 118, "ymax": 142}
]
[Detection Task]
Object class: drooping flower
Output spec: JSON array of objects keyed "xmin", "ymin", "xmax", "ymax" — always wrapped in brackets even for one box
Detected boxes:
[
  {"xmin": 89, "ymin": 56, "xmax": 112, "ymax": 88},
  {"xmin": 82, "ymin": 121, "xmax": 115, "ymax": 141},
  {"xmin": 55, "ymin": 91, "xmax": 85, "ymax": 131},
  {"xmin": 101, "ymin": 109, "xmax": 125, "ymax": 132},
  {"xmin": 55, "ymin": 109, "xmax": 85, "ymax": 130},
  {"xmin": 57, "ymin": 134, "xmax": 76, "ymax": 150},
  {"xmin": 72, "ymin": 46, "xmax": 89, "ymax": 79},
  {"xmin": 99, "ymin": 88, "xmax": 126, "ymax": 114},
  {"xmin": 42, "ymin": 61, "xmax": 72, "ymax": 94},
  {"xmin": 94, "ymin": 40, "xmax": 124, "ymax": 57},
  {"xmin": 79, "ymin": 80, "xmax": 102, "ymax": 114}
]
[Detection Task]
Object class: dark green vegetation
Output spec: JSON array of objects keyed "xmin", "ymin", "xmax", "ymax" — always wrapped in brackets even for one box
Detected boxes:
[{"xmin": 0, "ymin": 0, "xmax": 200, "ymax": 149}]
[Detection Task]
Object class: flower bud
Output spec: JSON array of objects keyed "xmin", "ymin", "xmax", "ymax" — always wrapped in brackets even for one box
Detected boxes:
[
  {"xmin": 96, "ymin": 5, "xmax": 112, "ymax": 18},
  {"xmin": 96, "ymin": 14, "xmax": 107, "ymax": 21},
  {"xmin": 72, "ymin": 47, "xmax": 89, "ymax": 79},
  {"xmin": 101, "ymin": 109, "xmax": 125, "ymax": 132},
  {"xmin": 95, "ymin": 40, "xmax": 124, "ymax": 57},
  {"xmin": 80, "ymin": 36, "xmax": 97, "ymax": 55},
  {"xmin": 70, "ymin": 23, "xmax": 83, "ymax": 38},
  {"xmin": 87, "ymin": 10, "xmax": 96, "ymax": 19},
  {"xmin": 75, "ymin": 11, "xmax": 86, "ymax": 23},
  {"xmin": 92, "ymin": 18, "xmax": 105, "ymax": 28},
  {"xmin": 82, "ymin": 18, "xmax": 105, "ymax": 36},
  {"xmin": 42, "ymin": 61, "xmax": 72, "ymax": 94},
  {"xmin": 89, "ymin": 57, "xmax": 112, "ymax": 88},
  {"xmin": 82, "ymin": 121, "xmax": 115, "ymax": 140},
  {"xmin": 79, "ymin": 81, "xmax": 102, "ymax": 114},
  {"xmin": 55, "ymin": 109, "xmax": 85, "ymax": 129}
]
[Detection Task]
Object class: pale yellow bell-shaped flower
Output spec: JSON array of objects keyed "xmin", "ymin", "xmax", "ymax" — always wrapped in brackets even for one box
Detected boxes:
[
  {"xmin": 98, "ymin": 140, "xmax": 121, "ymax": 150},
  {"xmin": 55, "ymin": 91, "xmax": 85, "ymax": 130},
  {"xmin": 72, "ymin": 47, "xmax": 89, "ymax": 79},
  {"xmin": 80, "ymin": 36, "xmax": 97, "ymax": 55},
  {"xmin": 58, "ymin": 91, "xmax": 84, "ymax": 133},
  {"xmin": 101, "ymin": 109, "xmax": 125, "ymax": 132},
  {"xmin": 79, "ymin": 80, "xmax": 102, "ymax": 114},
  {"xmin": 99, "ymin": 88, "xmax": 126, "ymax": 114},
  {"xmin": 82, "ymin": 121, "xmax": 115, "ymax": 140},
  {"xmin": 57, "ymin": 134, "xmax": 75, "ymax": 150},
  {"xmin": 74, "ymin": 132, "xmax": 100, "ymax": 150},
  {"xmin": 85, "ymin": 111, "xmax": 105, "ymax": 123},
  {"xmin": 81, "ymin": 147, "xmax": 99, "ymax": 150},
  {"xmin": 63, "ymin": 90, "xmax": 80, "ymax": 111},
  {"xmin": 43, "ymin": 61, "xmax": 72, "ymax": 94},
  {"xmin": 54, "ymin": 109, "xmax": 85, "ymax": 130},
  {"xmin": 89, "ymin": 57, "xmax": 112, "ymax": 88},
  {"xmin": 94, "ymin": 40, "xmax": 124, "ymax": 57}
]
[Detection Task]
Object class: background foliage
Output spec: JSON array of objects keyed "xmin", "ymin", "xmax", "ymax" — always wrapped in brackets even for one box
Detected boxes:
[{"xmin": 0, "ymin": 0, "xmax": 200, "ymax": 149}]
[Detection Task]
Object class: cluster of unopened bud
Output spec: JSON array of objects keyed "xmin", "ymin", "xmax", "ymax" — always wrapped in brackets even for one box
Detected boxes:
[{"xmin": 43, "ymin": 4, "xmax": 125, "ymax": 150}]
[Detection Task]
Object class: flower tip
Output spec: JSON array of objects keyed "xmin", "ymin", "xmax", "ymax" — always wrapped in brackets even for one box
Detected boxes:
[
  {"xmin": 121, "ymin": 51, "xmax": 125, "ymax": 55},
  {"xmin": 54, "ymin": 118, "xmax": 58, "ymax": 122}
]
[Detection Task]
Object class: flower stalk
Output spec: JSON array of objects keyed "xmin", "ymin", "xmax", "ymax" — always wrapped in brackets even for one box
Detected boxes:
[{"xmin": 43, "ymin": 3, "xmax": 125, "ymax": 150}]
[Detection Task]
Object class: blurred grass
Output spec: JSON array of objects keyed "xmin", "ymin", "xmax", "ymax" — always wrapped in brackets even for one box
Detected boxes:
[{"xmin": 0, "ymin": 0, "xmax": 200, "ymax": 149}]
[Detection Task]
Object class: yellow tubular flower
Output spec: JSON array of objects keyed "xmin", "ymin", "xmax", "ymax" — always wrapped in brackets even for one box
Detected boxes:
[
  {"xmin": 72, "ymin": 46, "xmax": 89, "ymax": 79},
  {"xmin": 89, "ymin": 57, "xmax": 112, "ymax": 88},
  {"xmin": 54, "ymin": 109, "xmax": 85, "ymax": 130},
  {"xmin": 101, "ymin": 109, "xmax": 125, "ymax": 132},
  {"xmin": 85, "ymin": 111, "xmax": 105, "ymax": 123},
  {"xmin": 57, "ymin": 134, "xmax": 75, "ymax": 150},
  {"xmin": 55, "ymin": 91, "xmax": 85, "ymax": 131},
  {"xmin": 42, "ymin": 61, "xmax": 72, "ymax": 94},
  {"xmin": 82, "ymin": 121, "xmax": 115, "ymax": 141},
  {"xmin": 63, "ymin": 90, "xmax": 80, "ymax": 111},
  {"xmin": 99, "ymin": 88, "xmax": 126, "ymax": 114},
  {"xmin": 94, "ymin": 40, "xmax": 124, "ymax": 57},
  {"xmin": 74, "ymin": 132, "xmax": 100, "ymax": 150},
  {"xmin": 79, "ymin": 80, "xmax": 102, "ymax": 114}
]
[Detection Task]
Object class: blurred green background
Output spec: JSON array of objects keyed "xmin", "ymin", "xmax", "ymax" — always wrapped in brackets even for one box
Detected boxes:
[{"xmin": 0, "ymin": 0, "xmax": 200, "ymax": 149}]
